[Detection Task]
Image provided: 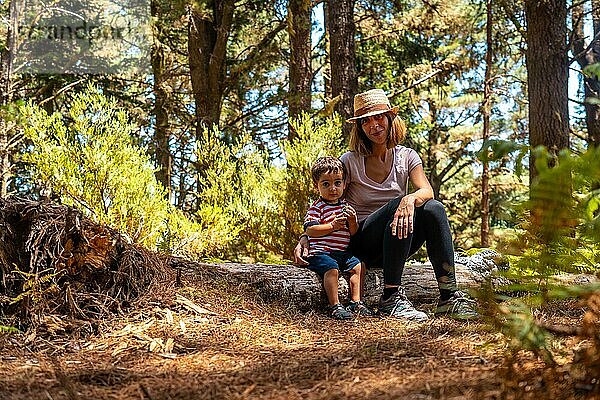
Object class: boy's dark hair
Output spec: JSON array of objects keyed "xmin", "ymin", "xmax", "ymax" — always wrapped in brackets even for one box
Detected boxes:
[{"xmin": 311, "ymin": 156, "xmax": 347, "ymax": 184}]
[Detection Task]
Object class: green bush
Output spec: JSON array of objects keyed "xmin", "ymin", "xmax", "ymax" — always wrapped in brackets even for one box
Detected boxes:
[
  {"xmin": 21, "ymin": 87, "xmax": 168, "ymax": 247},
  {"xmin": 190, "ymin": 126, "xmax": 259, "ymax": 259},
  {"xmin": 278, "ymin": 113, "xmax": 346, "ymax": 258},
  {"xmin": 19, "ymin": 86, "xmax": 228, "ymax": 258},
  {"xmin": 506, "ymin": 145, "xmax": 600, "ymax": 280},
  {"xmin": 18, "ymin": 89, "xmax": 345, "ymax": 262},
  {"xmin": 195, "ymin": 113, "xmax": 345, "ymax": 262},
  {"xmin": 482, "ymin": 145, "xmax": 600, "ymax": 363}
]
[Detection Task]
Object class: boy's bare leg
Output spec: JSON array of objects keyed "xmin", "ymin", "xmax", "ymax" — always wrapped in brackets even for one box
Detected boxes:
[
  {"xmin": 348, "ymin": 263, "xmax": 361, "ymax": 302},
  {"xmin": 359, "ymin": 262, "xmax": 366, "ymax": 299},
  {"xmin": 323, "ymin": 269, "xmax": 340, "ymax": 305}
]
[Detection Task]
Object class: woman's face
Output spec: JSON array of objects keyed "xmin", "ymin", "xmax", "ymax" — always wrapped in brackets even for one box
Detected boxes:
[{"xmin": 360, "ymin": 113, "xmax": 389, "ymax": 146}]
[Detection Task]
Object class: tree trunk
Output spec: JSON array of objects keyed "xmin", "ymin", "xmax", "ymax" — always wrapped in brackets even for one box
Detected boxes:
[
  {"xmin": 188, "ymin": 0, "xmax": 235, "ymax": 136},
  {"xmin": 572, "ymin": 0, "xmax": 600, "ymax": 148},
  {"xmin": 187, "ymin": 0, "xmax": 235, "ymax": 209},
  {"xmin": 287, "ymin": 0, "xmax": 312, "ymax": 138},
  {"xmin": 323, "ymin": 3, "xmax": 332, "ymax": 102},
  {"xmin": 0, "ymin": 0, "xmax": 20, "ymax": 198},
  {"xmin": 525, "ymin": 0, "xmax": 569, "ymax": 182},
  {"xmin": 0, "ymin": 125, "xmax": 8, "ymax": 199},
  {"xmin": 592, "ymin": 1, "xmax": 600, "ymax": 147},
  {"xmin": 327, "ymin": 0, "xmax": 358, "ymax": 137},
  {"xmin": 425, "ymin": 98, "xmax": 442, "ymax": 198},
  {"xmin": 151, "ymin": 0, "xmax": 172, "ymax": 196},
  {"xmin": 481, "ymin": 0, "xmax": 493, "ymax": 247}
]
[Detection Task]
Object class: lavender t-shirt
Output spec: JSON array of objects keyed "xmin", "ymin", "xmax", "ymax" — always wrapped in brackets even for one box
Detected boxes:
[{"xmin": 340, "ymin": 146, "xmax": 423, "ymax": 223}]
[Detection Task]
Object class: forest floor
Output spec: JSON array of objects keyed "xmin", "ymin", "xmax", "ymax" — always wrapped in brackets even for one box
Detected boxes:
[{"xmin": 0, "ymin": 272, "xmax": 598, "ymax": 400}]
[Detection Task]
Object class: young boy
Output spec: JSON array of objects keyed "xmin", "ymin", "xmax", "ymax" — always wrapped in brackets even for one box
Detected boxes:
[{"xmin": 303, "ymin": 156, "xmax": 374, "ymax": 320}]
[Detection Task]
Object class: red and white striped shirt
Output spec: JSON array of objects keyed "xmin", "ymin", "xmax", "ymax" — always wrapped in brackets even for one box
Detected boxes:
[{"xmin": 304, "ymin": 198, "xmax": 351, "ymax": 256}]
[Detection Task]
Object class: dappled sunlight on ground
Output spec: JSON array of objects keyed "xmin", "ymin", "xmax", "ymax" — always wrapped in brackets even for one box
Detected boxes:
[{"xmin": 0, "ymin": 274, "xmax": 597, "ymax": 399}]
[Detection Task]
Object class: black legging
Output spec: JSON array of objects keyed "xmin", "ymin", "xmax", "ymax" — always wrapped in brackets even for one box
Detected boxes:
[{"xmin": 349, "ymin": 198, "xmax": 457, "ymax": 301}]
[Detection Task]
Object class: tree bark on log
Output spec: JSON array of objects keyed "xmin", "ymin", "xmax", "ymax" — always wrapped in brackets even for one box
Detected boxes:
[{"xmin": 172, "ymin": 250, "xmax": 524, "ymax": 311}]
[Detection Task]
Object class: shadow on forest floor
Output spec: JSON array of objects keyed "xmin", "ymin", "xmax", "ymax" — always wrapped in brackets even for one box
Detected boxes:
[{"xmin": 0, "ymin": 272, "xmax": 598, "ymax": 400}]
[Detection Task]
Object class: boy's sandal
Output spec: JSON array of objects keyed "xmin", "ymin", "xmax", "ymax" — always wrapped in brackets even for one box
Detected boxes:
[
  {"xmin": 347, "ymin": 300, "xmax": 376, "ymax": 317},
  {"xmin": 329, "ymin": 303, "xmax": 354, "ymax": 320}
]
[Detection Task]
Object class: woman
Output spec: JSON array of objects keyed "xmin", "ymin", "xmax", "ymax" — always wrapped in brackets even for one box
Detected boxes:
[{"xmin": 295, "ymin": 89, "xmax": 477, "ymax": 321}]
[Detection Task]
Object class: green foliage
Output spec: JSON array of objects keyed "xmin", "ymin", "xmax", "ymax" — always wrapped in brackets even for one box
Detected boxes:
[
  {"xmin": 481, "ymin": 282, "xmax": 600, "ymax": 365},
  {"xmin": 190, "ymin": 126, "xmax": 263, "ymax": 259},
  {"xmin": 229, "ymin": 162, "xmax": 285, "ymax": 261},
  {"xmin": 584, "ymin": 62, "xmax": 600, "ymax": 81},
  {"xmin": 21, "ymin": 86, "xmax": 169, "ymax": 247},
  {"xmin": 199, "ymin": 113, "xmax": 345, "ymax": 261},
  {"xmin": 158, "ymin": 205, "xmax": 235, "ymax": 259},
  {"xmin": 356, "ymin": 0, "xmax": 479, "ymax": 91},
  {"xmin": 9, "ymin": 269, "xmax": 62, "ymax": 305},
  {"xmin": 278, "ymin": 113, "xmax": 346, "ymax": 257},
  {"xmin": 498, "ymin": 298, "xmax": 554, "ymax": 363},
  {"xmin": 479, "ymin": 145, "xmax": 600, "ymax": 364},
  {"xmin": 17, "ymin": 91, "xmax": 345, "ymax": 262},
  {"xmin": 220, "ymin": 2, "xmax": 289, "ymax": 148},
  {"xmin": 0, "ymin": 325, "xmax": 19, "ymax": 334},
  {"xmin": 505, "ymin": 146, "xmax": 600, "ymax": 280},
  {"xmin": 478, "ymin": 139, "xmax": 529, "ymax": 178},
  {"xmin": 19, "ymin": 86, "xmax": 227, "ymax": 258}
]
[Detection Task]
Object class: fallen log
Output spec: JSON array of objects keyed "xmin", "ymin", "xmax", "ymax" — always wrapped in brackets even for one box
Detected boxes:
[
  {"xmin": 171, "ymin": 250, "xmax": 514, "ymax": 311},
  {"xmin": 172, "ymin": 251, "xmax": 599, "ymax": 312}
]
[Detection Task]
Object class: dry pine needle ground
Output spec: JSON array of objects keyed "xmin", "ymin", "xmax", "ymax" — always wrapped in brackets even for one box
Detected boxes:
[{"xmin": 1, "ymin": 271, "xmax": 598, "ymax": 400}]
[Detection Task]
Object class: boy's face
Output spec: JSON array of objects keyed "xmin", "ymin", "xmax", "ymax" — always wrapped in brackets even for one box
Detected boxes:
[{"xmin": 315, "ymin": 171, "xmax": 346, "ymax": 202}]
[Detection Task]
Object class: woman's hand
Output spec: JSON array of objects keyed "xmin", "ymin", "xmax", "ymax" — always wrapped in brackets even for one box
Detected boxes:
[
  {"xmin": 293, "ymin": 235, "xmax": 310, "ymax": 266},
  {"xmin": 391, "ymin": 195, "xmax": 416, "ymax": 239}
]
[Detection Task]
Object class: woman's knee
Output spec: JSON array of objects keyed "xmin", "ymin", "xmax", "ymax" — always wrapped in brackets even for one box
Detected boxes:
[{"xmin": 423, "ymin": 199, "xmax": 447, "ymax": 218}]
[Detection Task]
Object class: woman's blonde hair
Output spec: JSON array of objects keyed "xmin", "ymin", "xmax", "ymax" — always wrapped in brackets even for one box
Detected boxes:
[{"xmin": 348, "ymin": 112, "xmax": 407, "ymax": 156}]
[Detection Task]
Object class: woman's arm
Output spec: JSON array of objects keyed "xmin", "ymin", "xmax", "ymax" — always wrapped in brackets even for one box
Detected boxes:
[
  {"xmin": 391, "ymin": 165, "xmax": 434, "ymax": 239},
  {"xmin": 294, "ymin": 235, "xmax": 310, "ymax": 266},
  {"xmin": 403, "ymin": 165, "xmax": 434, "ymax": 207}
]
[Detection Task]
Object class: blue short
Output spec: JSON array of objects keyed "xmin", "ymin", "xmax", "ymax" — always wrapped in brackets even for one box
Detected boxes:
[{"xmin": 307, "ymin": 251, "xmax": 361, "ymax": 277}]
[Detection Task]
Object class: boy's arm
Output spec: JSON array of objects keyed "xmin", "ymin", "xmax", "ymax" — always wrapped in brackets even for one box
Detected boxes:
[
  {"xmin": 306, "ymin": 214, "xmax": 348, "ymax": 237},
  {"xmin": 304, "ymin": 202, "xmax": 328, "ymax": 237},
  {"xmin": 305, "ymin": 223, "xmax": 336, "ymax": 238},
  {"xmin": 305, "ymin": 201, "xmax": 347, "ymax": 238},
  {"xmin": 344, "ymin": 205, "xmax": 359, "ymax": 235},
  {"xmin": 347, "ymin": 217, "xmax": 358, "ymax": 235}
]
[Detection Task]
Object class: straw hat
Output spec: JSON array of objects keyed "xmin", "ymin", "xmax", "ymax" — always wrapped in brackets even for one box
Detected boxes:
[{"xmin": 347, "ymin": 89, "xmax": 398, "ymax": 123}]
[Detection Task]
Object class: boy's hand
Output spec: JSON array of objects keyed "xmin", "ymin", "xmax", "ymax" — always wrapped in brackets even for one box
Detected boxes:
[
  {"xmin": 343, "ymin": 205, "xmax": 358, "ymax": 225},
  {"xmin": 342, "ymin": 205, "xmax": 357, "ymax": 219},
  {"xmin": 330, "ymin": 214, "xmax": 347, "ymax": 231}
]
